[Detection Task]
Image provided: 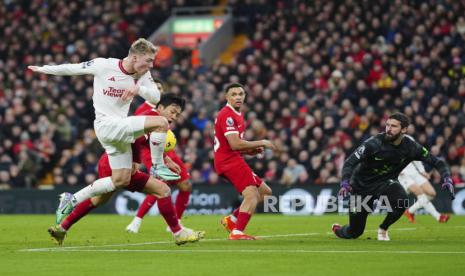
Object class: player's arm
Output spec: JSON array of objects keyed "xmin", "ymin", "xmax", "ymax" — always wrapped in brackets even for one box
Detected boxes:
[
  {"xmin": 225, "ymin": 133, "xmax": 275, "ymax": 151},
  {"xmin": 240, "ymin": 147, "xmax": 264, "ymax": 156},
  {"xmin": 341, "ymin": 138, "xmax": 377, "ymax": 182},
  {"xmin": 28, "ymin": 58, "xmax": 103, "ymax": 76},
  {"xmin": 413, "ymin": 143, "xmax": 454, "ymax": 199},
  {"xmin": 130, "ymin": 74, "xmax": 161, "ymax": 105},
  {"xmin": 338, "ymin": 138, "xmax": 376, "ymax": 197}
]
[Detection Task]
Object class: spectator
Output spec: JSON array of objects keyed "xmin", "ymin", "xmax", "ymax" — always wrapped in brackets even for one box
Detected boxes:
[
  {"xmin": 2, "ymin": 0, "xmax": 465, "ymax": 188},
  {"xmin": 280, "ymin": 159, "xmax": 309, "ymax": 186}
]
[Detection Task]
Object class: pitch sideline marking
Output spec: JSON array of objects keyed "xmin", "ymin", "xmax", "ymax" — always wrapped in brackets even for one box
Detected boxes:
[
  {"xmin": 31, "ymin": 249, "xmax": 465, "ymax": 254},
  {"xmin": 20, "ymin": 232, "xmax": 321, "ymax": 252},
  {"xmin": 23, "ymin": 226, "xmax": 465, "ymax": 253}
]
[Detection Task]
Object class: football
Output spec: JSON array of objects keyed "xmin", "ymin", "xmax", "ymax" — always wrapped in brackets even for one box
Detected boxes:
[{"xmin": 164, "ymin": 129, "xmax": 177, "ymax": 152}]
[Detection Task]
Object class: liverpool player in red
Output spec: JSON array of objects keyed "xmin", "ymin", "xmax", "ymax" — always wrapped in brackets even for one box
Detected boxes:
[
  {"xmin": 214, "ymin": 83, "xmax": 277, "ymax": 240},
  {"xmin": 48, "ymin": 94, "xmax": 203, "ymax": 245},
  {"xmin": 125, "ymin": 93, "xmax": 192, "ymax": 233}
]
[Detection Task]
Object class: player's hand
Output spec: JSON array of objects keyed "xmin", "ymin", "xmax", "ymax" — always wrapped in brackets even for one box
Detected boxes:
[
  {"xmin": 122, "ymin": 84, "xmax": 139, "ymax": 101},
  {"xmin": 27, "ymin": 65, "xmax": 43, "ymax": 73},
  {"xmin": 261, "ymin": 140, "xmax": 277, "ymax": 151},
  {"xmin": 338, "ymin": 179, "xmax": 352, "ymax": 198},
  {"xmin": 165, "ymin": 156, "xmax": 181, "ymax": 174},
  {"xmin": 441, "ymin": 176, "xmax": 455, "ymax": 200}
]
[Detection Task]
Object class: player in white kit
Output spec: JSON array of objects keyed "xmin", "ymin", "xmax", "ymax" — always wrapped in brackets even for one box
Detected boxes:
[
  {"xmin": 28, "ymin": 38, "xmax": 180, "ymax": 224},
  {"xmin": 398, "ymin": 161, "xmax": 450, "ymax": 223}
]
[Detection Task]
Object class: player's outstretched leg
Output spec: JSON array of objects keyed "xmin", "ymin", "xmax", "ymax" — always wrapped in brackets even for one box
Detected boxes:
[
  {"xmin": 421, "ymin": 183, "xmax": 450, "ymax": 223},
  {"xmin": 228, "ymin": 186, "xmax": 261, "ymax": 240},
  {"xmin": 333, "ymin": 195, "xmax": 373, "ymax": 240},
  {"xmin": 149, "ymin": 131, "xmax": 180, "ymax": 181},
  {"xmin": 175, "ymin": 180, "xmax": 191, "ymax": 220},
  {"xmin": 55, "ymin": 176, "xmax": 117, "ymax": 224},
  {"xmin": 49, "ymin": 194, "xmax": 112, "ymax": 245},
  {"xmin": 378, "ymin": 182, "xmax": 408, "ymax": 241},
  {"xmin": 143, "ymin": 176, "xmax": 204, "ymax": 244}
]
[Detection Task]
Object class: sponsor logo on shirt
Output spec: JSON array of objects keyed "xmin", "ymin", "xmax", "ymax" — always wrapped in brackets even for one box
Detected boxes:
[
  {"xmin": 103, "ymin": 87, "xmax": 125, "ymax": 97},
  {"xmin": 108, "ymin": 76, "xmax": 116, "ymax": 81}
]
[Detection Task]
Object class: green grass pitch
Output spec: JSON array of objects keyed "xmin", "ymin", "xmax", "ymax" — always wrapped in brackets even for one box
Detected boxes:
[{"xmin": 1, "ymin": 214, "xmax": 464, "ymax": 275}]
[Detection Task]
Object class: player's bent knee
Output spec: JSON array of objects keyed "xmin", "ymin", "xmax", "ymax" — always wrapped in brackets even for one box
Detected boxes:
[
  {"xmin": 145, "ymin": 116, "xmax": 169, "ymax": 132},
  {"xmin": 111, "ymin": 172, "xmax": 131, "ymax": 188},
  {"xmin": 145, "ymin": 177, "xmax": 172, "ymax": 198},
  {"xmin": 423, "ymin": 185, "xmax": 436, "ymax": 198}
]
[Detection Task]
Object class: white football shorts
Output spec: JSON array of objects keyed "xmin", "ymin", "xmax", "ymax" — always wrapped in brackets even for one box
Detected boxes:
[{"xmin": 94, "ymin": 116, "xmax": 146, "ymax": 169}]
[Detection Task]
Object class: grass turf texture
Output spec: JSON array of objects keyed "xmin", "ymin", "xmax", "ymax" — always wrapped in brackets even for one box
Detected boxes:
[{"xmin": 1, "ymin": 214, "xmax": 464, "ymax": 275}]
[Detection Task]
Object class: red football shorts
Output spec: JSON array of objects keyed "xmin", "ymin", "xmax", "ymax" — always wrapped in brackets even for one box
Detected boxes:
[
  {"xmin": 216, "ymin": 157, "xmax": 263, "ymax": 194},
  {"xmin": 97, "ymin": 154, "xmax": 149, "ymax": 192},
  {"xmin": 165, "ymin": 150, "xmax": 190, "ymax": 184}
]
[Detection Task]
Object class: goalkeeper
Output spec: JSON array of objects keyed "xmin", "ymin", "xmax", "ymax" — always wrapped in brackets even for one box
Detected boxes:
[{"xmin": 332, "ymin": 112, "xmax": 454, "ymax": 241}]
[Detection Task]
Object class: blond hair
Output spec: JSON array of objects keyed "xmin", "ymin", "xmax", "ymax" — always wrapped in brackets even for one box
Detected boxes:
[{"xmin": 129, "ymin": 38, "xmax": 158, "ymax": 55}]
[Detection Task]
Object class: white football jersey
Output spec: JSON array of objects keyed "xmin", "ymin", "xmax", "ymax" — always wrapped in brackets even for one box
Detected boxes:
[
  {"xmin": 39, "ymin": 58, "xmax": 159, "ymax": 120},
  {"xmin": 401, "ymin": 160, "xmax": 426, "ymax": 177}
]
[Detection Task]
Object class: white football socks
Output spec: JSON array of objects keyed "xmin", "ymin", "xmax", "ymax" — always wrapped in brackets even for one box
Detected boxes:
[
  {"xmin": 150, "ymin": 132, "xmax": 167, "ymax": 166},
  {"xmin": 408, "ymin": 194, "xmax": 428, "ymax": 214},
  {"xmin": 72, "ymin": 177, "xmax": 115, "ymax": 206},
  {"xmin": 423, "ymin": 201, "xmax": 441, "ymax": 221}
]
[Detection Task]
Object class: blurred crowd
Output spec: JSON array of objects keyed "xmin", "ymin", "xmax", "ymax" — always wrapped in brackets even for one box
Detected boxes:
[{"xmin": 1, "ymin": 0, "xmax": 465, "ymax": 189}]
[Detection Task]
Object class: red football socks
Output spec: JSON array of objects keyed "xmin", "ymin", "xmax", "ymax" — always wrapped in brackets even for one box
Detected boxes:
[
  {"xmin": 61, "ymin": 199, "xmax": 95, "ymax": 230},
  {"xmin": 136, "ymin": 195, "xmax": 157, "ymax": 219},
  {"xmin": 235, "ymin": 212, "xmax": 252, "ymax": 232},
  {"xmin": 157, "ymin": 196, "xmax": 181, "ymax": 233},
  {"xmin": 232, "ymin": 207, "xmax": 240, "ymax": 218},
  {"xmin": 175, "ymin": 191, "xmax": 190, "ymax": 219}
]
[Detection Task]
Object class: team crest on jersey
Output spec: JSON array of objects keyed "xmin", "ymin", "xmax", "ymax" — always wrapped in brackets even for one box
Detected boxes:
[
  {"xmin": 355, "ymin": 145, "xmax": 365, "ymax": 159},
  {"xmin": 226, "ymin": 117, "xmax": 234, "ymax": 126}
]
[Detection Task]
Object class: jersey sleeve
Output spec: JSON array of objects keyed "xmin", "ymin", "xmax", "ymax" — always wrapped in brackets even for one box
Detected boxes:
[
  {"xmin": 137, "ymin": 73, "xmax": 161, "ymax": 105},
  {"xmin": 341, "ymin": 137, "xmax": 378, "ymax": 181},
  {"xmin": 412, "ymin": 141, "xmax": 451, "ymax": 179},
  {"xmin": 219, "ymin": 114, "xmax": 239, "ymax": 137},
  {"xmin": 39, "ymin": 58, "xmax": 105, "ymax": 76}
]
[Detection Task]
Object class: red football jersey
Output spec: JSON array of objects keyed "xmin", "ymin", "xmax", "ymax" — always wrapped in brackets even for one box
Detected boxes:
[
  {"xmin": 134, "ymin": 101, "xmax": 156, "ymax": 116},
  {"xmin": 214, "ymin": 104, "xmax": 245, "ymax": 166}
]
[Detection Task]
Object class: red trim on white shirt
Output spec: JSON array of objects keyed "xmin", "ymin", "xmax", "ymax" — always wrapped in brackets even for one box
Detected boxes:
[{"xmin": 119, "ymin": 60, "xmax": 134, "ymax": 75}]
